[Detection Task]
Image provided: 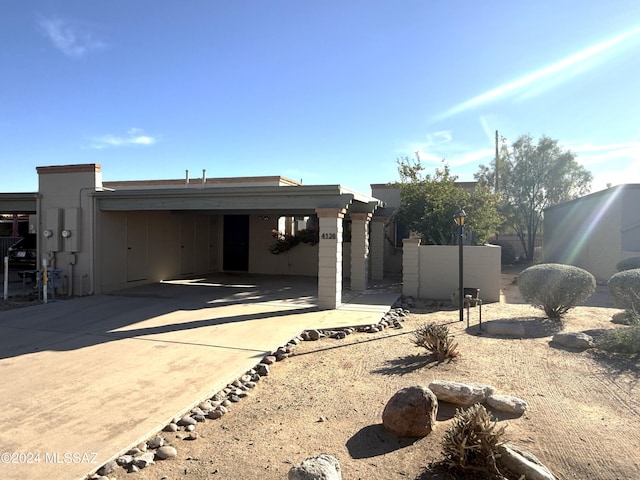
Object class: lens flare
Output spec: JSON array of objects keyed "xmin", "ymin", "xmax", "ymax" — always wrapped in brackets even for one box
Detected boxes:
[{"xmin": 436, "ymin": 26, "xmax": 640, "ymax": 120}]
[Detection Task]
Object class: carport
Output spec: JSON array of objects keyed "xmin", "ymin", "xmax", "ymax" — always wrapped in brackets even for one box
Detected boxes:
[
  {"xmin": 93, "ymin": 183, "xmax": 388, "ymax": 308},
  {"xmin": 0, "ymin": 194, "xmax": 38, "ymax": 252},
  {"xmin": 9, "ymin": 164, "xmax": 392, "ymax": 309}
]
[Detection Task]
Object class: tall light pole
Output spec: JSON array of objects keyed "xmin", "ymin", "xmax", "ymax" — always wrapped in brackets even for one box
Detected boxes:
[{"xmin": 454, "ymin": 209, "xmax": 466, "ymax": 323}]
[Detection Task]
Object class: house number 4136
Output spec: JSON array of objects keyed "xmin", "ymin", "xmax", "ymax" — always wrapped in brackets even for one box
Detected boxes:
[{"xmin": 321, "ymin": 233, "xmax": 337, "ymax": 240}]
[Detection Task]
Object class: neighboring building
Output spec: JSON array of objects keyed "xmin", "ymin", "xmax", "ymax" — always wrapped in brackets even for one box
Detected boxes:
[
  {"xmin": 0, "ymin": 164, "xmax": 390, "ymax": 309},
  {"xmin": 544, "ymin": 184, "xmax": 640, "ymax": 282}
]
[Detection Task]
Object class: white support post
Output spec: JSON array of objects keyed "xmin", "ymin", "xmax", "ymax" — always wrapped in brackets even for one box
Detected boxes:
[
  {"xmin": 350, "ymin": 212, "xmax": 372, "ymax": 291},
  {"xmin": 370, "ymin": 216, "xmax": 387, "ymax": 281},
  {"xmin": 402, "ymin": 238, "xmax": 421, "ymax": 298},
  {"xmin": 316, "ymin": 208, "xmax": 345, "ymax": 309}
]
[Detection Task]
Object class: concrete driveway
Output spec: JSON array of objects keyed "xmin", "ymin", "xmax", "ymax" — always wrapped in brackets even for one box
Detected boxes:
[{"xmin": 0, "ymin": 274, "xmax": 399, "ymax": 480}]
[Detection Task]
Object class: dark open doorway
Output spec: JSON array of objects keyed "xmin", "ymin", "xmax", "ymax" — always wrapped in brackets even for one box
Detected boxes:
[{"xmin": 223, "ymin": 215, "xmax": 249, "ymax": 271}]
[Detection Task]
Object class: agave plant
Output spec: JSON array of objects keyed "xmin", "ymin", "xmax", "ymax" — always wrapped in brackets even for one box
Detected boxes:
[{"xmin": 441, "ymin": 403, "xmax": 506, "ymax": 477}]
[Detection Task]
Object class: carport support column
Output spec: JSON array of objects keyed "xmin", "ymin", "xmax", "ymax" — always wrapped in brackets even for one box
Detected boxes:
[
  {"xmin": 402, "ymin": 238, "xmax": 421, "ymax": 298},
  {"xmin": 350, "ymin": 213, "xmax": 372, "ymax": 291},
  {"xmin": 370, "ymin": 216, "xmax": 387, "ymax": 281},
  {"xmin": 316, "ymin": 208, "xmax": 345, "ymax": 309}
]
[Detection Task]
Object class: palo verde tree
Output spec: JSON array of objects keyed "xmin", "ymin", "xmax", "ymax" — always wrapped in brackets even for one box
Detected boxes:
[
  {"xmin": 476, "ymin": 134, "xmax": 592, "ymax": 260},
  {"xmin": 394, "ymin": 157, "xmax": 502, "ymax": 245}
]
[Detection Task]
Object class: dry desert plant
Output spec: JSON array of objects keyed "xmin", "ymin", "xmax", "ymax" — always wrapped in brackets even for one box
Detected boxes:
[
  {"xmin": 441, "ymin": 403, "xmax": 506, "ymax": 477},
  {"xmin": 411, "ymin": 322, "xmax": 459, "ymax": 361}
]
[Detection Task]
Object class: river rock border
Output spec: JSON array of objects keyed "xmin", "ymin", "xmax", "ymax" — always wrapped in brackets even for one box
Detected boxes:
[{"xmin": 87, "ymin": 302, "xmax": 411, "ymax": 479}]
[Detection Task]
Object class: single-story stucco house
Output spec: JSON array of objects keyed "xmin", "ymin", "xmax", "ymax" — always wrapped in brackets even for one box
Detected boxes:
[
  {"xmin": 0, "ymin": 164, "xmax": 394, "ymax": 309},
  {"xmin": 543, "ymin": 184, "xmax": 640, "ymax": 282}
]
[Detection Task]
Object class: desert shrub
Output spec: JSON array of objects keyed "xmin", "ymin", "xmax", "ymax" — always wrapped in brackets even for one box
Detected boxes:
[
  {"xmin": 411, "ymin": 323, "xmax": 459, "ymax": 361},
  {"xmin": 616, "ymin": 257, "xmax": 640, "ymax": 272},
  {"xmin": 518, "ymin": 263, "xmax": 595, "ymax": 318},
  {"xmin": 596, "ymin": 324, "xmax": 640, "ymax": 354},
  {"xmin": 441, "ymin": 403, "xmax": 506, "ymax": 477},
  {"xmin": 608, "ymin": 269, "xmax": 640, "ymax": 311}
]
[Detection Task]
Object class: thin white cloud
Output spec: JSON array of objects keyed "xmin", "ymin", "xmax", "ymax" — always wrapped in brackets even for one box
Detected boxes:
[
  {"xmin": 403, "ymin": 130, "xmax": 494, "ymax": 168},
  {"xmin": 565, "ymin": 141, "xmax": 640, "ymax": 165},
  {"xmin": 38, "ymin": 16, "xmax": 107, "ymax": 58},
  {"xmin": 435, "ymin": 25, "xmax": 640, "ymax": 120},
  {"xmin": 88, "ymin": 128, "xmax": 157, "ymax": 149}
]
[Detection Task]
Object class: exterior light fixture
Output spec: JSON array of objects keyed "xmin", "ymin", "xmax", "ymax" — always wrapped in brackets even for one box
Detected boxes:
[{"xmin": 453, "ymin": 209, "xmax": 466, "ymax": 323}]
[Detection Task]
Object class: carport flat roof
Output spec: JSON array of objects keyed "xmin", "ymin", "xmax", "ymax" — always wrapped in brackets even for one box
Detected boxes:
[
  {"xmin": 0, "ymin": 193, "xmax": 38, "ymax": 213},
  {"xmin": 93, "ymin": 184, "xmax": 384, "ymax": 215}
]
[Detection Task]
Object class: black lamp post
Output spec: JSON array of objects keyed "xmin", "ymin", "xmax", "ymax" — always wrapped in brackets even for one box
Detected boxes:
[{"xmin": 454, "ymin": 209, "xmax": 466, "ymax": 323}]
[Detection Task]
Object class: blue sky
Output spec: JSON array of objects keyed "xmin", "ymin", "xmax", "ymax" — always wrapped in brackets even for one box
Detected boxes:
[{"xmin": 1, "ymin": 1, "xmax": 639, "ymax": 195}]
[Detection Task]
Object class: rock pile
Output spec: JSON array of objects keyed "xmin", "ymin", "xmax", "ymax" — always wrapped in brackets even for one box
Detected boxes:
[
  {"xmin": 383, "ymin": 380, "xmax": 554, "ymax": 479},
  {"xmin": 300, "ymin": 306, "xmax": 409, "ymax": 341}
]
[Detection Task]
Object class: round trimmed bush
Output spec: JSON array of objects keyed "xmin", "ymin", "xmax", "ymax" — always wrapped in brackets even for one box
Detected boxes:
[
  {"xmin": 616, "ymin": 257, "xmax": 640, "ymax": 272},
  {"xmin": 608, "ymin": 268, "xmax": 640, "ymax": 311},
  {"xmin": 518, "ymin": 263, "xmax": 596, "ymax": 318}
]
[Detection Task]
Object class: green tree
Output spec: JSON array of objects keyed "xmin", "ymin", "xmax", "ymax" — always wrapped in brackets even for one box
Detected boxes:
[
  {"xmin": 476, "ymin": 134, "xmax": 592, "ymax": 261},
  {"xmin": 393, "ymin": 157, "xmax": 502, "ymax": 245}
]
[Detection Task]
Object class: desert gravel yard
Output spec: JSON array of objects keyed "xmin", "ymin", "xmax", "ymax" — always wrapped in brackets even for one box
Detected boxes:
[{"xmin": 125, "ymin": 274, "xmax": 640, "ymax": 480}]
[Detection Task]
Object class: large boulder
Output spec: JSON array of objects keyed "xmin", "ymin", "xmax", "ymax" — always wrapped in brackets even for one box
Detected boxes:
[
  {"xmin": 497, "ymin": 443, "xmax": 556, "ymax": 480},
  {"xmin": 428, "ymin": 380, "xmax": 495, "ymax": 406},
  {"xmin": 382, "ymin": 385, "xmax": 438, "ymax": 437},
  {"xmin": 552, "ymin": 332, "xmax": 594, "ymax": 351},
  {"xmin": 288, "ymin": 454, "xmax": 341, "ymax": 480}
]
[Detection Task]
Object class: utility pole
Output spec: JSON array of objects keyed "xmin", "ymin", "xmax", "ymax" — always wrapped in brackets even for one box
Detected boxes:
[{"xmin": 495, "ymin": 130, "xmax": 499, "ymax": 192}]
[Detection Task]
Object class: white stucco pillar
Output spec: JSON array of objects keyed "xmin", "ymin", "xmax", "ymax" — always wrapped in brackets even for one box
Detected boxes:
[
  {"xmin": 316, "ymin": 208, "xmax": 345, "ymax": 309},
  {"xmin": 350, "ymin": 212, "xmax": 372, "ymax": 291},
  {"xmin": 370, "ymin": 216, "xmax": 387, "ymax": 281},
  {"xmin": 402, "ymin": 238, "xmax": 421, "ymax": 298}
]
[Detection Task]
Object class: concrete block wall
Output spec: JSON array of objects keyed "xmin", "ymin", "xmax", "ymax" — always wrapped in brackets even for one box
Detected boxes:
[
  {"xmin": 403, "ymin": 242, "xmax": 501, "ymax": 303},
  {"xmin": 401, "ymin": 239, "xmax": 420, "ymax": 298}
]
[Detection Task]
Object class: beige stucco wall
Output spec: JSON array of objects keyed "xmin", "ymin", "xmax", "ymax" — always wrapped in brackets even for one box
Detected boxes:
[
  {"xmin": 96, "ymin": 211, "xmax": 219, "ymax": 292},
  {"xmin": 622, "ymin": 188, "xmax": 640, "ymax": 258},
  {"xmin": 544, "ymin": 188, "xmax": 624, "ymax": 282},
  {"xmin": 37, "ymin": 165, "xmax": 103, "ymax": 296},
  {"xmin": 415, "ymin": 244, "xmax": 501, "ymax": 302},
  {"xmin": 248, "ymin": 215, "xmax": 319, "ymax": 276}
]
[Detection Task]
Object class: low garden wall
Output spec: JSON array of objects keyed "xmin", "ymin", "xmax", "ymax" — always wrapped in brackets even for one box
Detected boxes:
[{"xmin": 402, "ymin": 240, "xmax": 501, "ymax": 303}]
